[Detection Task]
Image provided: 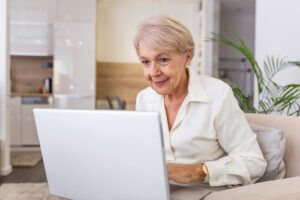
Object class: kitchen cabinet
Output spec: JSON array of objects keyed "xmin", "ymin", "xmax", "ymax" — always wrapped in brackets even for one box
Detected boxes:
[
  {"xmin": 10, "ymin": 0, "xmax": 55, "ymax": 23},
  {"xmin": 21, "ymin": 104, "xmax": 52, "ymax": 145},
  {"xmin": 10, "ymin": 97, "xmax": 22, "ymax": 145},
  {"xmin": 10, "ymin": 23, "xmax": 53, "ymax": 56},
  {"xmin": 53, "ymin": 0, "xmax": 96, "ymax": 109},
  {"xmin": 56, "ymin": 0, "xmax": 96, "ymax": 23},
  {"xmin": 10, "ymin": 0, "xmax": 55, "ymax": 56},
  {"xmin": 54, "ymin": 23, "xmax": 95, "ymax": 96},
  {"xmin": 10, "ymin": 96, "xmax": 53, "ymax": 146}
]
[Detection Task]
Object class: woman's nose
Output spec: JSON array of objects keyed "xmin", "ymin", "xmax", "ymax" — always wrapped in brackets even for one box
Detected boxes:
[{"xmin": 149, "ymin": 62, "xmax": 160, "ymax": 76}]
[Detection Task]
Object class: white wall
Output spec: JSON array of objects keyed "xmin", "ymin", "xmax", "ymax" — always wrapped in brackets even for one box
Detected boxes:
[
  {"xmin": 0, "ymin": 0, "xmax": 12, "ymax": 176},
  {"xmin": 96, "ymin": 0, "xmax": 153, "ymax": 63},
  {"xmin": 255, "ymin": 0, "xmax": 300, "ymax": 97}
]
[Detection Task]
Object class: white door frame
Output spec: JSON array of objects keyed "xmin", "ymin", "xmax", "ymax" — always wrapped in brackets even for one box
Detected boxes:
[
  {"xmin": 202, "ymin": 0, "xmax": 220, "ymax": 76},
  {"xmin": 0, "ymin": 0, "xmax": 12, "ymax": 176}
]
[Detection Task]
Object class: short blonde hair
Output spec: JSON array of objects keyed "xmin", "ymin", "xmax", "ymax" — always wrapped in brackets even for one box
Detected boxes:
[{"xmin": 133, "ymin": 15, "xmax": 195, "ymax": 59}]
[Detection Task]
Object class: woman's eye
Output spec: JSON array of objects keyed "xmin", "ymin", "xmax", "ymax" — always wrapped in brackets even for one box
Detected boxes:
[
  {"xmin": 141, "ymin": 60, "xmax": 150, "ymax": 65},
  {"xmin": 159, "ymin": 57, "xmax": 169, "ymax": 64}
]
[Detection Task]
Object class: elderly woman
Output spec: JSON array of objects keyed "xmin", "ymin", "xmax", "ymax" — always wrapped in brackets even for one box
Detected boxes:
[{"xmin": 134, "ymin": 15, "xmax": 266, "ymax": 187}]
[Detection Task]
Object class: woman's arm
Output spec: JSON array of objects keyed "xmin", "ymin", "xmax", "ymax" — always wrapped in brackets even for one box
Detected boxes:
[
  {"xmin": 204, "ymin": 85, "xmax": 267, "ymax": 186},
  {"xmin": 167, "ymin": 163, "xmax": 208, "ymax": 184}
]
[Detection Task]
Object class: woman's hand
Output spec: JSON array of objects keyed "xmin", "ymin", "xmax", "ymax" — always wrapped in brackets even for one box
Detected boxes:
[{"xmin": 167, "ymin": 163, "xmax": 207, "ymax": 184}]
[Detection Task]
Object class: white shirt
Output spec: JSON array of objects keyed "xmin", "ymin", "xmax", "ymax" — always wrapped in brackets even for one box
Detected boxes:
[{"xmin": 136, "ymin": 68, "xmax": 267, "ymax": 187}]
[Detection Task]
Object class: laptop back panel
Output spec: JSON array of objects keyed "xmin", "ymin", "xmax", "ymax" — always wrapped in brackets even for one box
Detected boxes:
[{"xmin": 34, "ymin": 109, "xmax": 169, "ymax": 200}]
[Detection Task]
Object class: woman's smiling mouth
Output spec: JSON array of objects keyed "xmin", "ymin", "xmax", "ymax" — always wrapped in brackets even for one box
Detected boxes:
[{"xmin": 153, "ymin": 79, "xmax": 169, "ymax": 86}]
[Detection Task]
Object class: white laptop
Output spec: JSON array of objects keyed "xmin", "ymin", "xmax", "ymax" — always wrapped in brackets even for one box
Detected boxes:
[{"xmin": 34, "ymin": 109, "xmax": 170, "ymax": 200}]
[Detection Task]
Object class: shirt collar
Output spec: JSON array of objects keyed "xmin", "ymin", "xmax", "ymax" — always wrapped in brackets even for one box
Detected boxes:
[{"xmin": 187, "ymin": 67, "xmax": 210, "ymax": 103}]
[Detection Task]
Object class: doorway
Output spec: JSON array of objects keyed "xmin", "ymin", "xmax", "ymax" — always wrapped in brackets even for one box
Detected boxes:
[{"xmin": 218, "ymin": 0, "xmax": 256, "ymax": 96}]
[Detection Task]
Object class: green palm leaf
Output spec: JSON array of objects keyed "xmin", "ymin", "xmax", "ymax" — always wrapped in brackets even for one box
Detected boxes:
[
  {"xmin": 264, "ymin": 56, "xmax": 300, "ymax": 79},
  {"xmin": 275, "ymin": 84, "xmax": 300, "ymax": 115},
  {"xmin": 222, "ymin": 79, "xmax": 256, "ymax": 113},
  {"xmin": 261, "ymin": 80, "xmax": 281, "ymax": 99},
  {"xmin": 208, "ymin": 33, "xmax": 300, "ymax": 116}
]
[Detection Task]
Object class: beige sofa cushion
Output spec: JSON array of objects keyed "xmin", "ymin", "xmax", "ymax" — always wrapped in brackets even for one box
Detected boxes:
[
  {"xmin": 250, "ymin": 123, "xmax": 286, "ymax": 181},
  {"xmin": 245, "ymin": 114, "xmax": 300, "ymax": 178}
]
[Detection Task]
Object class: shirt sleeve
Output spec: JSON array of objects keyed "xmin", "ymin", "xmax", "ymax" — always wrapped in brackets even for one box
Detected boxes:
[
  {"xmin": 204, "ymin": 85, "xmax": 267, "ymax": 186},
  {"xmin": 135, "ymin": 91, "xmax": 143, "ymax": 111}
]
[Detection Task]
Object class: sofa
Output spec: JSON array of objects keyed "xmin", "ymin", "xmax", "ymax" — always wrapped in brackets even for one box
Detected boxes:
[{"xmin": 205, "ymin": 113, "xmax": 300, "ymax": 200}]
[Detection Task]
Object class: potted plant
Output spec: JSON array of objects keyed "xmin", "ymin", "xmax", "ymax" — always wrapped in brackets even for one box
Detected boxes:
[{"xmin": 209, "ymin": 33, "xmax": 300, "ymax": 116}]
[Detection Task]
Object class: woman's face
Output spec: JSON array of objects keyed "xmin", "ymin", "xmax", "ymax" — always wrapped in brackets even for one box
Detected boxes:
[{"xmin": 138, "ymin": 40, "xmax": 190, "ymax": 96}]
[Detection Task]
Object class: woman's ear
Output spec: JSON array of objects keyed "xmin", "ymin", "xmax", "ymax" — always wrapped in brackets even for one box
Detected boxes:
[{"xmin": 185, "ymin": 49, "xmax": 192, "ymax": 67}]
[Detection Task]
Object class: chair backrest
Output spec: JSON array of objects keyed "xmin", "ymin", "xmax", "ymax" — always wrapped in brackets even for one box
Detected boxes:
[{"xmin": 245, "ymin": 113, "xmax": 300, "ymax": 178}]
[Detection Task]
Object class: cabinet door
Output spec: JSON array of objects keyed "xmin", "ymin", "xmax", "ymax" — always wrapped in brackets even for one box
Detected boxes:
[
  {"xmin": 10, "ymin": 0, "xmax": 55, "ymax": 56},
  {"xmin": 56, "ymin": 0, "xmax": 96, "ymax": 23},
  {"xmin": 53, "ymin": 22, "xmax": 95, "ymax": 96},
  {"xmin": 10, "ymin": 23, "xmax": 53, "ymax": 56},
  {"xmin": 21, "ymin": 104, "xmax": 52, "ymax": 145},
  {"xmin": 10, "ymin": 0, "xmax": 55, "ymax": 23},
  {"xmin": 10, "ymin": 97, "xmax": 22, "ymax": 145}
]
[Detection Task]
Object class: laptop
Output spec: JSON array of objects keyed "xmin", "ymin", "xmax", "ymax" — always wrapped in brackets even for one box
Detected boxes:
[{"xmin": 34, "ymin": 109, "xmax": 170, "ymax": 200}]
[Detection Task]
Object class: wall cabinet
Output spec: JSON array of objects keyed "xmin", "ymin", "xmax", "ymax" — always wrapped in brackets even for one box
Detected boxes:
[
  {"xmin": 10, "ymin": 0, "xmax": 55, "ymax": 56},
  {"xmin": 10, "ymin": 0, "xmax": 55, "ymax": 23},
  {"xmin": 56, "ymin": 0, "xmax": 96, "ymax": 23},
  {"xmin": 10, "ymin": 96, "xmax": 53, "ymax": 146},
  {"xmin": 10, "ymin": 23, "xmax": 53, "ymax": 56}
]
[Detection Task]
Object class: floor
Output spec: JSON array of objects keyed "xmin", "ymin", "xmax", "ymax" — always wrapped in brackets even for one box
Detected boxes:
[{"xmin": 0, "ymin": 160, "xmax": 47, "ymax": 184}]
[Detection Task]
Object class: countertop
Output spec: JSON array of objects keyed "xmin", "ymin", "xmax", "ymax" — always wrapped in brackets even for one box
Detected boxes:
[{"xmin": 11, "ymin": 92, "xmax": 53, "ymax": 97}]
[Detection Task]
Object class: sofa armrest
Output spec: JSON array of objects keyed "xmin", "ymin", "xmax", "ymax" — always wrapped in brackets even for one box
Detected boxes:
[{"xmin": 205, "ymin": 177, "xmax": 300, "ymax": 200}]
